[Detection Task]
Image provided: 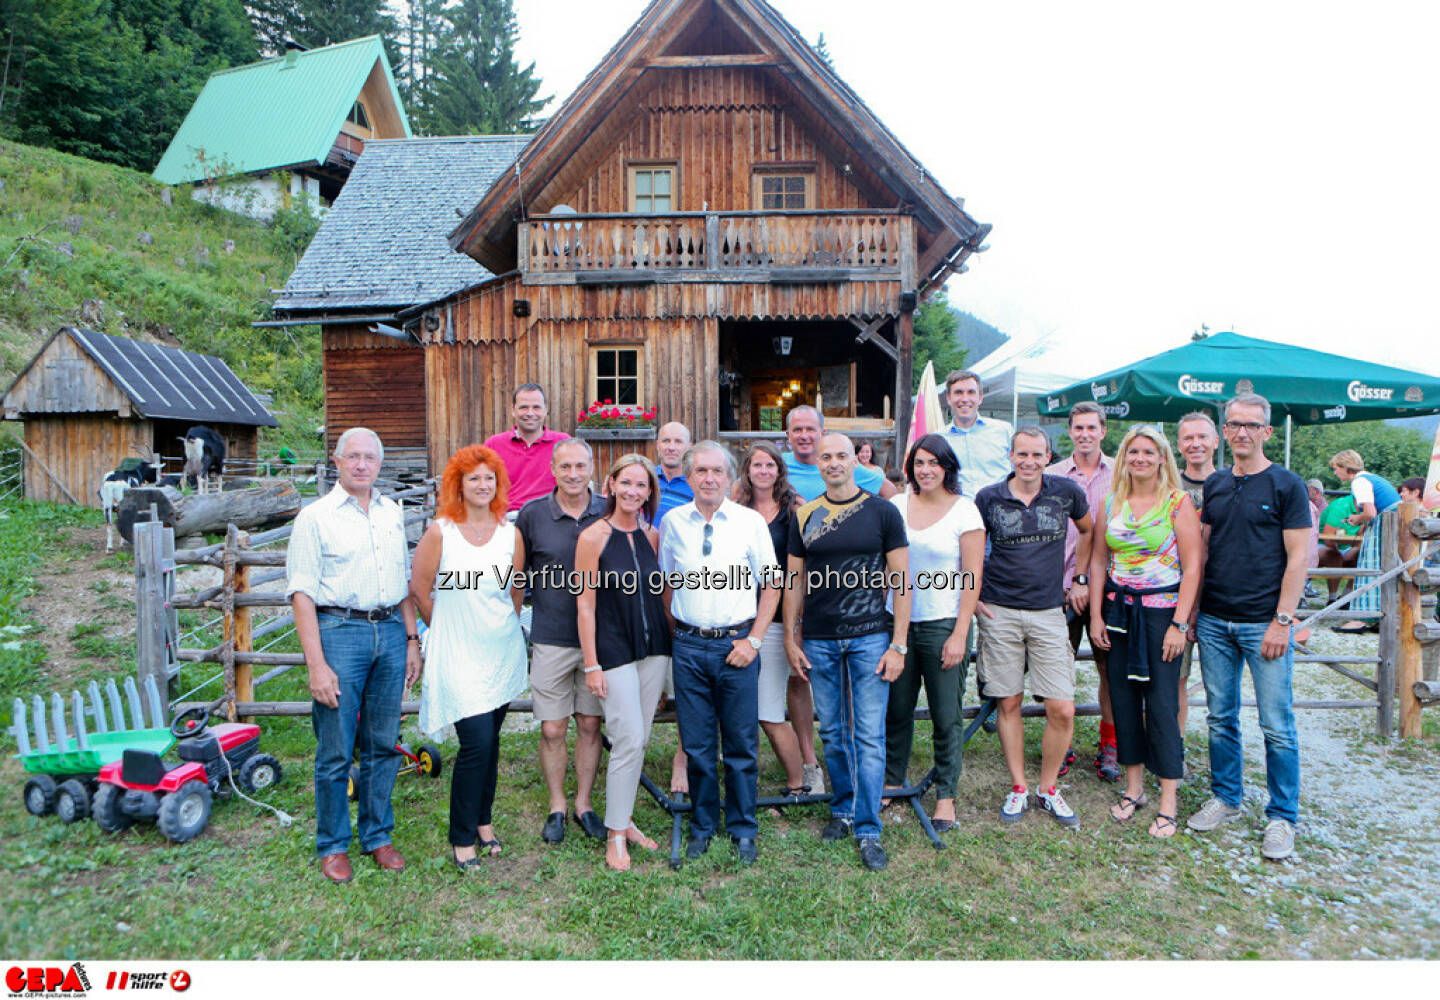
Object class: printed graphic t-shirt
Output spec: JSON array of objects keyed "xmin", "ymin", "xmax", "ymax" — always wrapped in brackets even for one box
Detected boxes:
[
  {"xmin": 974, "ymin": 474, "xmax": 1089, "ymax": 611},
  {"xmin": 789, "ymin": 490, "xmax": 907, "ymax": 639}
]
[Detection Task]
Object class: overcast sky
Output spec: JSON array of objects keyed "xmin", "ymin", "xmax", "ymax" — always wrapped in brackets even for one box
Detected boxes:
[{"xmin": 510, "ymin": 0, "xmax": 1440, "ymax": 379}]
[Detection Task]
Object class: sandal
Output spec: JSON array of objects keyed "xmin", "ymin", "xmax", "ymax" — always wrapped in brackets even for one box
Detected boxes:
[
  {"xmin": 1149, "ymin": 813, "xmax": 1178, "ymax": 839},
  {"xmin": 625, "ymin": 825, "xmax": 658, "ymax": 851},
  {"xmin": 1109, "ymin": 792, "xmax": 1149, "ymax": 823},
  {"xmin": 477, "ymin": 835, "xmax": 502, "ymax": 858},
  {"xmin": 1332, "ymin": 621, "xmax": 1370, "ymax": 635},
  {"xmin": 931, "ymin": 818, "xmax": 957, "ymax": 834},
  {"xmin": 606, "ymin": 833, "xmax": 631, "ymax": 872},
  {"xmin": 451, "ymin": 848, "xmax": 484, "ymax": 873}
]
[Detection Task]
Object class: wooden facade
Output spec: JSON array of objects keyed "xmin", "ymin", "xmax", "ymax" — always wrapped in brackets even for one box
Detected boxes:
[
  {"xmin": 306, "ymin": 0, "xmax": 987, "ymax": 478},
  {"xmin": 322, "ymin": 324, "xmax": 426, "ymax": 461}
]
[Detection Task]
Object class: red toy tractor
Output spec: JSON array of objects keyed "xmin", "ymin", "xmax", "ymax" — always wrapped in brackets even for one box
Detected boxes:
[{"xmin": 94, "ymin": 707, "xmax": 282, "ymax": 843}]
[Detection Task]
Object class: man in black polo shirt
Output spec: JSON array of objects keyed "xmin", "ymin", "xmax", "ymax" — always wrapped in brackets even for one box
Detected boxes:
[
  {"xmin": 515, "ymin": 438, "xmax": 607, "ymax": 844},
  {"xmin": 974, "ymin": 426, "xmax": 1093, "ymax": 828},
  {"xmin": 1188, "ymin": 393, "xmax": 1311, "ymax": 861}
]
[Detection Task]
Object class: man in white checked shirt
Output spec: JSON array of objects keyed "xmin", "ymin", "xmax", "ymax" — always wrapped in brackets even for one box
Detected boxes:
[{"xmin": 287, "ymin": 427, "xmax": 422, "ymax": 884}]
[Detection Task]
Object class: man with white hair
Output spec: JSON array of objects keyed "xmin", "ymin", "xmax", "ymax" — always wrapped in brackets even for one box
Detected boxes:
[{"xmin": 288, "ymin": 427, "xmax": 422, "ymax": 883}]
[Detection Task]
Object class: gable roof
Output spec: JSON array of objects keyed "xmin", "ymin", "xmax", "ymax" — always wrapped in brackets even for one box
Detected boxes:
[
  {"xmin": 152, "ymin": 36, "xmax": 411, "ymax": 186},
  {"xmin": 5, "ymin": 327, "xmax": 279, "ymax": 426},
  {"xmin": 272, "ymin": 135, "xmax": 531, "ymax": 316},
  {"xmin": 449, "ymin": 0, "xmax": 989, "ymax": 287}
]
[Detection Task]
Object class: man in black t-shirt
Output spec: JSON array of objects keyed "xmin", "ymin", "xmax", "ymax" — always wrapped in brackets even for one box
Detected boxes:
[
  {"xmin": 1188, "ymin": 394, "xmax": 1310, "ymax": 862},
  {"xmin": 974, "ymin": 426, "xmax": 1093, "ymax": 829},
  {"xmin": 784, "ymin": 433, "xmax": 909, "ymax": 872}
]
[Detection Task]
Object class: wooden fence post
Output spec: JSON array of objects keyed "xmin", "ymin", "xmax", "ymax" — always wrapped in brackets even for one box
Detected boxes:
[
  {"xmin": 219, "ymin": 524, "xmax": 253, "ymax": 722},
  {"xmin": 133, "ymin": 516, "xmax": 176, "ymax": 701},
  {"xmin": 1377, "ymin": 509, "xmax": 1399, "ymax": 738},
  {"xmin": 1397, "ymin": 501, "xmax": 1424, "ymax": 738}
]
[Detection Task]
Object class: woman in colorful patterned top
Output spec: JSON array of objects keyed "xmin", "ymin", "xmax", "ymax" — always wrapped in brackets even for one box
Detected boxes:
[{"xmin": 1087, "ymin": 425, "xmax": 1201, "ymax": 839}]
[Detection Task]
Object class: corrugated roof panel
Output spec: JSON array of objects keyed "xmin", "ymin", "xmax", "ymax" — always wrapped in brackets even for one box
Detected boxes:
[
  {"xmin": 152, "ymin": 36, "xmax": 409, "ymax": 185},
  {"xmin": 274, "ymin": 135, "xmax": 530, "ymax": 314},
  {"xmin": 64, "ymin": 328, "xmax": 279, "ymax": 427}
]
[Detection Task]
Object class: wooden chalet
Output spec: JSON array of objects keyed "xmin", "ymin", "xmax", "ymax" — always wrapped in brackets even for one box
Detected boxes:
[
  {"xmin": 271, "ymin": 0, "xmax": 988, "ymax": 477},
  {"xmin": 2, "ymin": 328, "xmax": 278, "ymax": 506},
  {"xmin": 152, "ymin": 36, "xmax": 411, "ymax": 220}
]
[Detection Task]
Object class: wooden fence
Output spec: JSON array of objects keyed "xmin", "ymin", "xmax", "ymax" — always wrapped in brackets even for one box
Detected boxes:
[
  {"xmin": 134, "ymin": 500, "xmax": 1440, "ymax": 738},
  {"xmin": 132, "ymin": 481, "xmax": 435, "ymax": 721}
]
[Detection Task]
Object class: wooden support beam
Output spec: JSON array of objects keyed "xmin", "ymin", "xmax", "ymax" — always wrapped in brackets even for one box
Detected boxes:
[
  {"xmin": 644, "ymin": 54, "xmax": 782, "ymax": 67},
  {"xmin": 14, "ymin": 435, "xmax": 79, "ymax": 504},
  {"xmin": 1398, "ymin": 502, "xmax": 1425, "ymax": 738},
  {"xmin": 850, "ymin": 315, "xmax": 898, "ymax": 362},
  {"xmin": 1377, "ymin": 509, "xmax": 1399, "ymax": 737}
]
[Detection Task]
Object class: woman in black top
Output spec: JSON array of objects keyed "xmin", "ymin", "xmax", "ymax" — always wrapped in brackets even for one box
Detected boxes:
[
  {"xmin": 576, "ymin": 454, "xmax": 671, "ymax": 871},
  {"xmin": 733, "ymin": 442, "xmax": 816, "ymax": 796}
]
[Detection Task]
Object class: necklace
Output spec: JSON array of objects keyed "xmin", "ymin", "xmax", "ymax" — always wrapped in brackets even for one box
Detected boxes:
[{"xmin": 460, "ymin": 518, "xmax": 496, "ymax": 545}]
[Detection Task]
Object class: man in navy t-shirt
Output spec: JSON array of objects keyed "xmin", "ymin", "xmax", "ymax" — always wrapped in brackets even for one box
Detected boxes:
[{"xmin": 1187, "ymin": 394, "xmax": 1311, "ymax": 861}]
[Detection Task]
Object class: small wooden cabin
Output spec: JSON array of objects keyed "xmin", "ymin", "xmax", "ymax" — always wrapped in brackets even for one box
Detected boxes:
[{"xmin": 2, "ymin": 327, "xmax": 279, "ymax": 507}]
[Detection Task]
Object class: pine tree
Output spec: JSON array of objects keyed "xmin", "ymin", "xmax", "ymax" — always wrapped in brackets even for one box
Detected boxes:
[
  {"xmin": 912, "ymin": 292, "xmax": 968, "ymax": 391},
  {"xmin": 249, "ymin": 0, "xmax": 398, "ymax": 56},
  {"xmin": 813, "ymin": 32, "xmax": 834, "ymax": 68},
  {"xmin": 421, "ymin": 0, "xmax": 547, "ymax": 135}
]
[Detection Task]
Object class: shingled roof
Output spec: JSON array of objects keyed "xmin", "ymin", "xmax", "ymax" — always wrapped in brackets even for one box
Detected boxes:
[{"xmin": 272, "ymin": 135, "xmax": 531, "ymax": 316}]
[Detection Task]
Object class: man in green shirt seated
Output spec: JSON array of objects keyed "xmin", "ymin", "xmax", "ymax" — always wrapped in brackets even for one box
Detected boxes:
[{"xmin": 1316, "ymin": 491, "xmax": 1359, "ymax": 601}]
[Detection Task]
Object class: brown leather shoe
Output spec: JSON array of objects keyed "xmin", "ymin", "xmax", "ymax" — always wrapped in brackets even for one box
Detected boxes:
[
  {"xmin": 364, "ymin": 844, "xmax": 406, "ymax": 871},
  {"xmin": 320, "ymin": 852, "xmax": 353, "ymax": 883}
]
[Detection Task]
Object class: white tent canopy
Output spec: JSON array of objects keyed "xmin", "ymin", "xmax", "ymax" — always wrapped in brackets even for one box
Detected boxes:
[{"xmin": 978, "ymin": 365, "xmax": 1075, "ymax": 425}]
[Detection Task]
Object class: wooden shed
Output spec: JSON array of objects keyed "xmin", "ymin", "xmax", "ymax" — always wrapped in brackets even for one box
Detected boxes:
[{"xmin": 2, "ymin": 327, "xmax": 279, "ymax": 507}]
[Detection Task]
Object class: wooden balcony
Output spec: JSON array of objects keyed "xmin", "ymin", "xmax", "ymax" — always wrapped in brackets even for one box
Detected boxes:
[{"xmin": 518, "ymin": 210, "xmax": 914, "ymax": 286}]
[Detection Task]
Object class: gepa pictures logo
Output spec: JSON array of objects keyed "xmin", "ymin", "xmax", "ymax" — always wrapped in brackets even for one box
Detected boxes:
[
  {"xmin": 5, "ymin": 964, "xmax": 90, "ymax": 996},
  {"xmin": 1347, "ymin": 380, "xmax": 1394, "ymax": 402}
]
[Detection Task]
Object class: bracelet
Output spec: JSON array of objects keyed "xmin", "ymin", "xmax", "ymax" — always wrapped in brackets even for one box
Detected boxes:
[
  {"xmin": 406, "ymin": 634, "xmax": 419, "ymax": 642},
  {"xmin": 584, "ymin": 665, "xmax": 602, "ymax": 674}
]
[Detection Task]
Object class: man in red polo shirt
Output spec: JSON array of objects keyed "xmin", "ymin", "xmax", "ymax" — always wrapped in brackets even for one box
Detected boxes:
[{"xmin": 485, "ymin": 383, "xmax": 570, "ymax": 514}]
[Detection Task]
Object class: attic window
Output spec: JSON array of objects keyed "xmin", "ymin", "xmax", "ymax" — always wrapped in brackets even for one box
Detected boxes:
[
  {"xmin": 347, "ymin": 101, "xmax": 370, "ymax": 129},
  {"xmin": 754, "ymin": 169, "xmax": 814, "ymax": 210},
  {"xmin": 628, "ymin": 164, "xmax": 675, "ymax": 213}
]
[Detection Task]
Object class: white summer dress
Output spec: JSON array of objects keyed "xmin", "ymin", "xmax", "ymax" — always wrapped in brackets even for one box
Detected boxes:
[{"xmin": 418, "ymin": 519, "xmax": 528, "ymax": 737}]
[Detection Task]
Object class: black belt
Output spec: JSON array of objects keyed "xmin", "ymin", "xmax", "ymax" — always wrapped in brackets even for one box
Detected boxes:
[
  {"xmin": 316, "ymin": 604, "xmax": 399, "ymax": 623},
  {"xmin": 675, "ymin": 619, "xmax": 755, "ymax": 640}
]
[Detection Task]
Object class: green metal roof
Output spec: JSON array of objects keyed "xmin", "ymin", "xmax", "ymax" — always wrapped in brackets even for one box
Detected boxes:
[{"xmin": 152, "ymin": 36, "xmax": 411, "ymax": 185}]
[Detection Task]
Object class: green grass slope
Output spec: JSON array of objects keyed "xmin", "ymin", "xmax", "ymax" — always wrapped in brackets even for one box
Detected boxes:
[{"xmin": 0, "ymin": 139, "xmax": 321, "ymax": 451}]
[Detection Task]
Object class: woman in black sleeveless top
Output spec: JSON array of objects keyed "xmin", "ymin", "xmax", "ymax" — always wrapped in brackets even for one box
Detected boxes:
[{"xmin": 576, "ymin": 454, "xmax": 671, "ymax": 871}]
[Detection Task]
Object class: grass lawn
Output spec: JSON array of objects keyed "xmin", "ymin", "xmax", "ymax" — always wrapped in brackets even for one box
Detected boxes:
[{"xmin": 0, "ymin": 498, "xmax": 1429, "ymax": 960}]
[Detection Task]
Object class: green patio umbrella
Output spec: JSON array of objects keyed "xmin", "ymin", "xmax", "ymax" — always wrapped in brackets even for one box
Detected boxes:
[{"xmin": 1038, "ymin": 331, "xmax": 1440, "ymax": 426}]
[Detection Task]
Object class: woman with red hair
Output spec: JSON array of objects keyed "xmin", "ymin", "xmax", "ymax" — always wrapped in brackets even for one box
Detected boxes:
[{"xmin": 410, "ymin": 444, "xmax": 528, "ymax": 871}]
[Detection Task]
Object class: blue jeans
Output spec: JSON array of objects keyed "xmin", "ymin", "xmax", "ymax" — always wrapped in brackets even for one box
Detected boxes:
[
  {"xmin": 803, "ymin": 631, "xmax": 891, "ymax": 841},
  {"xmin": 312, "ymin": 614, "xmax": 406, "ymax": 856},
  {"xmin": 673, "ymin": 631, "xmax": 760, "ymax": 839},
  {"xmin": 1195, "ymin": 613, "xmax": 1300, "ymax": 823}
]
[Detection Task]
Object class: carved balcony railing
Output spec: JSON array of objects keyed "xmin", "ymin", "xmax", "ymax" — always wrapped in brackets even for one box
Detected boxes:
[{"xmin": 518, "ymin": 210, "xmax": 914, "ymax": 285}]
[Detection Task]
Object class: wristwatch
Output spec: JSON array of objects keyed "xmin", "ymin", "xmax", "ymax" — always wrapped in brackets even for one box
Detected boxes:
[
  {"xmin": 746, "ymin": 635, "xmax": 763, "ymax": 651},
  {"xmin": 1274, "ymin": 612, "xmax": 1296, "ymax": 627},
  {"xmin": 1169, "ymin": 621, "xmax": 1189, "ymax": 635},
  {"xmin": 1073, "ymin": 574, "xmax": 1089, "ymax": 586},
  {"xmin": 889, "ymin": 642, "xmax": 908, "ymax": 655}
]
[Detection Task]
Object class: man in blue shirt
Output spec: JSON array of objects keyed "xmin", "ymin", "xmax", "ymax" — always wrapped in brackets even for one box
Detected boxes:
[
  {"xmin": 939, "ymin": 370, "xmax": 1013, "ymax": 497},
  {"xmin": 782, "ymin": 406, "xmax": 895, "ymax": 502},
  {"xmin": 655, "ymin": 421, "xmax": 695, "ymax": 524}
]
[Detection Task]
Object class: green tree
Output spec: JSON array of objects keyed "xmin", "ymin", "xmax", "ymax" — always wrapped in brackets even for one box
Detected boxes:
[
  {"xmin": 813, "ymin": 32, "xmax": 833, "ymax": 68},
  {"xmin": 1289, "ymin": 422, "xmax": 1430, "ymax": 489},
  {"xmin": 249, "ymin": 0, "xmax": 397, "ymax": 54},
  {"xmin": 911, "ymin": 291, "xmax": 967, "ymax": 391},
  {"xmin": 420, "ymin": 0, "xmax": 547, "ymax": 135}
]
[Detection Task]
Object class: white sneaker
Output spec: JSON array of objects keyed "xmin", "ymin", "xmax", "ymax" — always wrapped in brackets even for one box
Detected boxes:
[
  {"xmin": 802, "ymin": 763, "xmax": 825, "ymax": 797},
  {"xmin": 1037, "ymin": 787, "xmax": 1080, "ymax": 828},
  {"xmin": 1261, "ymin": 819, "xmax": 1295, "ymax": 860},
  {"xmin": 1187, "ymin": 797, "xmax": 1243, "ymax": 831},
  {"xmin": 999, "ymin": 786, "xmax": 1029, "ymax": 823}
]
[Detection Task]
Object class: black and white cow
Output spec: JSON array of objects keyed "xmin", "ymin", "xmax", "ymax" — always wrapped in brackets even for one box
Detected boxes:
[
  {"xmin": 99, "ymin": 449, "xmax": 164, "ymax": 551},
  {"xmin": 181, "ymin": 426, "xmax": 226, "ymax": 493}
]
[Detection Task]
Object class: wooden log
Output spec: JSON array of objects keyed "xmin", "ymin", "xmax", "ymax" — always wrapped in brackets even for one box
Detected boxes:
[
  {"xmin": 1413, "ymin": 621, "xmax": 1440, "ymax": 643},
  {"xmin": 223, "ymin": 525, "xmax": 253, "ymax": 723},
  {"xmin": 1377, "ymin": 510, "xmax": 1399, "ymax": 737},
  {"xmin": 1413, "ymin": 681, "xmax": 1440, "ymax": 702},
  {"xmin": 1398, "ymin": 502, "xmax": 1424, "ymax": 738},
  {"xmin": 118, "ymin": 482, "xmax": 301, "ymax": 543},
  {"xmin": 1411, "ymin": 566, "xmax": 1440, "ymax": 589},
  {"xmin": 1409, "ymin": 517, "xmax": 1440, "ymax": 540}
]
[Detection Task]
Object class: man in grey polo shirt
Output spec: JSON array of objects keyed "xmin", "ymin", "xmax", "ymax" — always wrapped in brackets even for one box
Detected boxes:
[{"xmin": 515, "ymin": 437, "xmax": 607, "ymax": 844}]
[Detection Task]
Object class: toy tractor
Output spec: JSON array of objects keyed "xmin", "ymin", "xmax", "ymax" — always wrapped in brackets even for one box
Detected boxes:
[
  {"xmin": 94, "ymin": 706, "xmax": 282, "ymax": 843},
  {"xmin": 14, "ymin": 677, "xmax": 175, "ymax": 824}
]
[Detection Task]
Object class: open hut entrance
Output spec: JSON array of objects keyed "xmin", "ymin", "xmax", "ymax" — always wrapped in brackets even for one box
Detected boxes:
[{"xmin": 718, "ymin": 319, "xmax": 898, "ymax": 434}]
